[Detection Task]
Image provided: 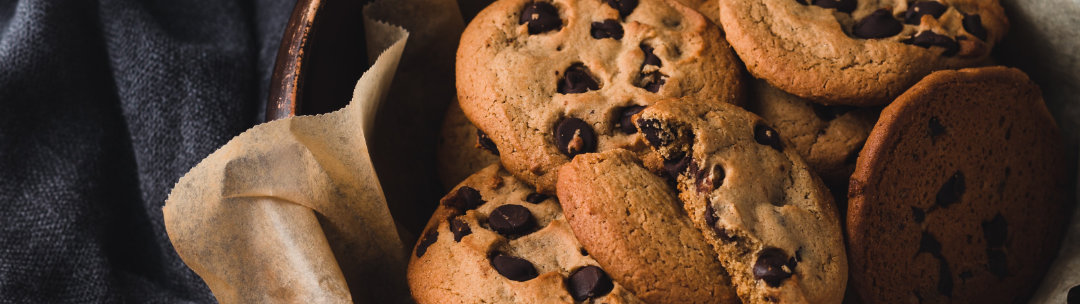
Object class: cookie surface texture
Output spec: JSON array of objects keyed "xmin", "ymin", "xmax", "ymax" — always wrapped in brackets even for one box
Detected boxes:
[
  {"xmin": 437, "ymin": 99, "xmax": 501, "ymax": 189},
  {"xmin": 846, "ymin": 66, "xmax": 1068, "ymax": 303},
  {"xmin": 633, "ymin": 99, "xmax": 847, "ymax": 303},
  {"xmin": 408, "ymin": 164, "xmax": 643, "ymax": 304},
  {"xmin": 458, "ymin": 0, "xmax": 744, "ymax": 192},
  {"xmin": 717, "ymin": 0, "xmax": 1007, "ymax": 105},
  {"xmin": 748, "ymin": 79, "xmax": 878, "ymax": 201},
  {"xmin": 557, "ymin": 149, "xmax": 740, "ymax": 304}
]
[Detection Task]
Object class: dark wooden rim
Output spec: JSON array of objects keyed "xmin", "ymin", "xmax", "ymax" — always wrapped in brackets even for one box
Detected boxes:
[{"xmin": 267, "ymin": 0, "xmax": 323, "ymax": 121}]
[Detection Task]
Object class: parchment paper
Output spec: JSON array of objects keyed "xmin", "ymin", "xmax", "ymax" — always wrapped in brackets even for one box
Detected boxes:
[
  {"xmin": 163, "ymin": 3, "xmax": 417, "ymax": 303},
  {"xmin": 162, "ymin": 0, "xmax": 1079, "ymax": 302}
]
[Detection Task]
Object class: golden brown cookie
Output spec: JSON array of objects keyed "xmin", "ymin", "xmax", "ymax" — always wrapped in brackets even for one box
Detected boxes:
[
  {"xmin": 457, "ymin": 0, "xmax": 744, "ymax": 192},
  {"xmin": 408, "ymin": 164, "xmax": 643, "ymax": 304},
  {"xmin": 847, "ymin": 66, "xmax": 1069, "ymax": 303},
  {"xmin": 716, "ymin": 0, "xmax": 1007, "ymax": 105}
]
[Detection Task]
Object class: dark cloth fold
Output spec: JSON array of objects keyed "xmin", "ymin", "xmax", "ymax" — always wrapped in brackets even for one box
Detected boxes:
[{"xmin": 0, "ymin": 0, "xmax": 293, "ymax": 302}]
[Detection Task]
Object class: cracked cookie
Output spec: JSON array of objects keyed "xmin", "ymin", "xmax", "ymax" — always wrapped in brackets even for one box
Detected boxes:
[
  {"xmin": 557, "ymin": 149, "xmax": 740, "ymax": 304},
  {"xmin": 747, "ymin": 79, "xmax": 879, "ymax": 206},
  {"xmin": 558, "ymin": 99, "xmax": 847, "ymax": 303},
  {"xmin": 437, "ymin": 99, "xmax": 501, "ymax": 189},
  {"xmin": 716, "ymin": 0, "xmax": 1007, "ymax": 105},
  {"xmin": 846, "ymin": 67, "xmax": 1068, "ymax": 303},
  {"xmin": 457, "ymin": 0, "xmax": 744, "ymax": 192},
  {"xmin": 408, "ymin": 164, "xmax": 643, "ymax": 304}
]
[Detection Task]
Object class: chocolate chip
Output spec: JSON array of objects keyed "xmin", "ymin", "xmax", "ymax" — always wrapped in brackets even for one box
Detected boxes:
[
  {"xmin": 937, "ymin": 257, "xmax": 954, "ymax": 296},
  {"xmin": 558, "ymin": 64, "xmax": 600, "ymax": 94},
  {"xmin": 928, "ymin": 116, "xmax": 946, "ymax": 140},
  {"xmin": 935, "ymin": 171, "xmax": 965, "ymax": 209},
  {"xmin": 567, "ymin": 266, "xmax": 614, "ymax": 300},
  {"xmin": 704, "ymin": 203, "xmax": 732, "ymax": 241},
  {"xmin": 605, "ymin": 0, "xmax": 638, "ymax": 18},
  {"xmin": 853, "ymin": 9, "xmax": 903, "ymax": 39},
  {"xmin": 555, "ymin": 117, "xmax": 597, "ymax": 157},
  {"xmin": 415, "ymin": 229, "xmax": 438, "ymax": 258},
  {"xmin": 1067, "ymin": 285, "xmax": 1080, "ymax": 304},
  {"xmin": 580, "ymin": 247, "xmax": 589, "ymax": 256},
  {"xmin": 591, "ymin": 19, "xmax": 623, "ymax": 40},
  {"xmin": 754, "ymin": 123, "xmax": 783, "ymax": 151},
  {"xmin": 813, "ymin": 0, "xmax": 855, "ymax": 13},
  {"xmin": 636, "ymin": 118, "xmax": 669, "ymax": 147},
  {"xmin": 519, "ymin": 2, "xmax": 562, "ymax": 34},
  {"xmin": 918, "ymin": 230, "xmax": 942, "ymax": 256},
  {"xmin": 488, "ymin": 204, "xmax": 536, "ymax": 236},
  {"xmin": 695, "ymin": 164, "xmax": 724, "ymax": 192},
  {"xmin": 616, "ymin": 105, "xmax": 645, "ymax": 134},
  {"xmin": 982, "ymin": 213, "xmax": 1007, "ymax": 248},
  {"xmin": 442, "ymin": 186, "xmax": 486, "ymax": 210},
  {"xmin": 912, "ymin": 207, "xmax": 926, "ymax": 223},
  {"xmin": 754, "ymin": 248, "xmax": 794, "ymax": 287},
  {"xmin": 987, "ymin": 248, "xmax": 1008, "ymax": 278},
  {"xmin": 904, "ymin": 1, "xmax": 947, "ymax": 25},
  {"xmin": 642, "ymin": 73, "xmax": 666, "ymax": 93},
  {"xmin": 449, "ymin": 216, "xmax": 472, "ymax": 242},
  {"xmin": 525, "ymin": 193, "xmax": 549, "ymax": 204},
  {"xmin": 962, "ymin": 13, "xmax": 988, "ymax": 41},
  {"xmin": 663, "ymin": 152, "xmax": 692, "ymax": 178},
  {"xmin": 491, "ymin": 254, "xmax": 538, "ymax": 281},
  {"xmin": 795, "ymin": 0, "xmax": 807, "ymax": 4},
  {"xmin": 904, "ymin": 31, "xmax": 960, "ymax": 56},
  {"xmin": 812, "ymin": 103, "xmax": 858, "ymax": 121},
  {"xmin": 641, "ymin": 45, "xmax": 662, "ymax": 67},
  {"xmin": 477, "ymin": 129, "xmax": 499, "ymax": 155}
]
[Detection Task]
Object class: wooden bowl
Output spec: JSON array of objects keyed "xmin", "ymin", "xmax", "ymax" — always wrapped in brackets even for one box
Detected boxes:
[{"xmin": 266, "ymin": 0, "xmax": 375, "ymax": 121}]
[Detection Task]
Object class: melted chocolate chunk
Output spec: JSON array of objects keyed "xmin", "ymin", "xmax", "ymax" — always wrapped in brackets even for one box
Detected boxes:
[
  {"xmin": 491, "ymin": 254, "xmax": 539, "ymax": 281},
  {"xmin": 605, "ymin": 0, "xmax": 638, "ymax": 18},
  {"xmin": 754, "ymin": 123, "xmax": 784, "ymax": 151},
  {"xmin": 558, "ymin": 64, "xmax": 600, "ymax": 94},
  {"xmin": 813, "ymin": 0, "xmax": 856, "ymax": 13},
  {"xmin": 477, "ymin": 129, "xmax": 499, "ymax": 155},
  {"xmin": 982, "ymin": 213, "xmax": 1009, "ymax": 278},
  {"xmin": 636, "ymin": 118, "xmax": 669, "ymax": 147},
  {"xmin": 525, "ymin": 193, "xmax": 549, "ymax": 204},
  {"xmin": 918, "ymin": 230, "xmax": 942, "ymax": 255},
  {"xmin": 905, "ymin": 1, "xmax": 947, "ymax": 25},
  {"xmin": 754, "ymin": 248, "xmax": 795, "ymax": 287},
  {"xmin": 1067, "ymin": 285, "xmax": 1080, "ymax": 303},
  {"xmin": 591, "ymin": 19, "xmax": 624, "ymax": 40},
  {"xmin": 904, "ymin": 31, "xmax": 960, "ymax": 56},
  {"xmin": 555, "ymin": 117, "xmax": 597, "ymax": 157},
  {"xmin": 928, "ymin": 116, "xmax": 946, "ymax": 140},
  {"xmin": 935, "ymin": 171, "xmax": 965, "ymax": 209},
  {"xmin": 519, "ymin": 2, "xmax": 562, "ymax": 34},
  {"xmin": 917, "ymin": 231, "xmax": 954, "ymax": 297},
  {"xmin": 488, "ymin": 204, "xmax": 537, "ymax": 236},
  {"xmin": 663, "ymin": 152, "xmax": 692, "ymax": 178},
  {"xmin": 449, "ymin": 216, "xmax": 472, "ymax": 242},
  {"xmin": 696, "ymin": 164, "xmax": 724, "ymax": 192},
  {"xmin": 567, "ymin": 266, "xmax": 614, "ymax": 300},
  {"xmin": 616, "ymin": 106, "xmax": 646, "ymax": 134},
  {"xmin": 641, "ymin": 73, "xmax": 666, "ymax": 93},
  {"xmin": 641, "ymin": 45, "xmax": 662, "ymax": 67},
  {"xmin": 854, "ymin": 9, "xmax": 903, "ymax": 39},
  {"xmin": 443, "ymin": 186, "xmax": 486, "ymax": 210},
  {"xmin": 912, "ymin": 207, "xmax": 926, "ymax": 223},
  {"xmin": 415, "ymin": 229, "xmax": 438, "ymax": 258},
  {"xmin": 962, "ymin": 13, "xmax": 988, "ymax": 41}
]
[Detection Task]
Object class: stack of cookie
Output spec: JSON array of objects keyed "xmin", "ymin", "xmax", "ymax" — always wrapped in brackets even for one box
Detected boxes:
[{"xmin": 417, "ymin": 0, "xmax": 1070, "ymax": 303}]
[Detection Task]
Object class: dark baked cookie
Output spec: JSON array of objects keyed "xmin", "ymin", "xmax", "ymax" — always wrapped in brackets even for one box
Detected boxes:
[
  {"xmin": 408, "ymin": 164, "xmax": 643, "ymax": 304},
  {"xmin": 747, "ymin": 79, "xmax": 879, "ymax": 202},
  {"xmin": 847, "ymin": 66, "xmax": 1068, "ymax": 303},
  {"xmin": 716, "ymin": 0, "xmax": 1007, "ymax": 105},
  {"xmin": 557, "ymin": 149, "xmax": 740, "ymax": 304},
  {"xmin": 437, "ymin": 99, "xmax": 501, "ymax": 189},
  {"xmin": 457, "ymin": 0, "xmax": 744, "ymax": 192},
  {"xmin": 632, "ymin": 99, "xmax": 847, "ymax": 303}
]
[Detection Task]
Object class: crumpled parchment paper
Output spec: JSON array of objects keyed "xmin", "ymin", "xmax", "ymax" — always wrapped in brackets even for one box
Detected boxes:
[{"xmin": 162, "ymin": 0, "xmax": 1079, "ymax": 302}]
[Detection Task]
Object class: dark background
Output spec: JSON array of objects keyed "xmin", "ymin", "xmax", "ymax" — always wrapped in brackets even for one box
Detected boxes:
[{"xmin": 0, "ymin": 0, "xmax": 293, "ymax": 301}]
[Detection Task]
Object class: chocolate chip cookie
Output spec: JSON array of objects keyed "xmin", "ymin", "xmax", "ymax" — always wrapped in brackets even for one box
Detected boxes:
[
  {"xmin": 409, "ymin": 164, "xmax": 643, "ymax": 304},
  {"xmin": 437, "ymin": 99, "xmax": 501, "ymax": 189},
  {"xmin": 634, "ymin": 99, "xmax": 847, "ymax": 303},
  {"xmin": 846, "ymin": 66, "xmax": 1068, "ymax": 303},
  {"xmin": 747, "ymin": 79, "xmax": 879, "ymax": 203},
  {"xmin": 716, "ymin": 0, "xmax": 1008, "ymax": 105},
  {"xmin": 557, "ymin": 149, "xmax": 740, "ymax": 304},
  {"xmin": 457, "ymin": 0, "xmax": 744, "ymax": 192}
]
